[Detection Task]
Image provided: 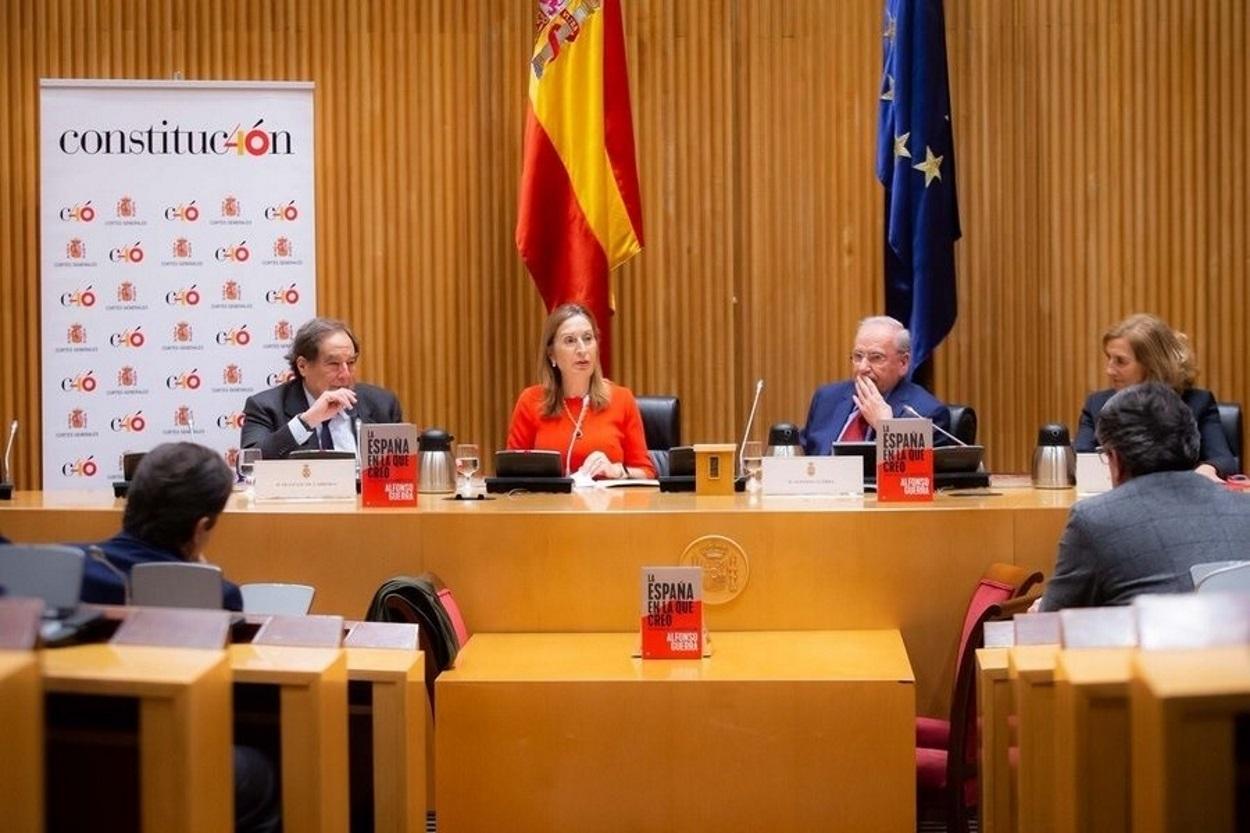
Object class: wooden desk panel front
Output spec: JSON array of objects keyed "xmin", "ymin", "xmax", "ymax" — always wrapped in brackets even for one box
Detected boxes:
[
  {"xmin": 40, "ymin": 645, "xmax": 233, "ymax": 833},
  {"xmin": 1131, "ymin": 648, "xmax": 1250, "ymax": 833},
  {"xmin": 1009, "ymin": 645, "xmax": 1060, "ymax": 833},
  {"xmin": 436, "ymin": 631, "xmax": 915, "ymax": 833},
  {"xmin": 345, "ymin": 647, "xmax": 428, "ymax": 833},
  {"xmin": 1054, "ymin": 648, "xmax": 1134, "ymax": 833},
  {"xmin": 1, "ymin": 488, "xmax": 1071, "ymax": 716},
  {"xmin": 0, "ymin": 652, "xmax": 42, "ymax": 833},
  {"xmin": 976, "ymin": 647, "xmax": 1014, "ymax": 833},
  {"xmin": 229, "ymin": 645, "xmax": 349, "ymax": 833}
]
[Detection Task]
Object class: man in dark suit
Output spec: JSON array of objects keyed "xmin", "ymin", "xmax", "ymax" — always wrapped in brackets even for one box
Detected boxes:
[
  {"xmin": 1040, "ymin": 383, "xmax": 1250, "ymax": 610},
  {"xmin": 241, "ymin": 317, "xmax": 403, "ymax": 459},
  {"xmin": 802, "ymin": 315, "xmax": 950, "ymax": 455}
]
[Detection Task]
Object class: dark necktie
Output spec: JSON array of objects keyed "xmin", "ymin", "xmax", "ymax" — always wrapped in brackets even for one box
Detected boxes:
[{"xmin": 319, "ymin": 420, "xmax": 334, "ymax": 450}]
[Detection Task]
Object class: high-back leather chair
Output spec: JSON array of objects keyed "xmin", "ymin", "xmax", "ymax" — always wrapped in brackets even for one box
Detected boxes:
[
  {"xmin": 636, "ymin": 395, "xmax": 681, "ymax": 477},
  {"xmin": 1217, "ymin": 401, "xmax": 1243, "ymax": 473},
  {"xmin": 945, "ymin": 405, "xmax": 978, "ymax": 445}
]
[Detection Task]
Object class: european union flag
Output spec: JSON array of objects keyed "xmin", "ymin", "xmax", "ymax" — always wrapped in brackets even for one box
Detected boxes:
[{"xmin": 876, "ymin": 0, "xmax": 961, "ymax": 376}]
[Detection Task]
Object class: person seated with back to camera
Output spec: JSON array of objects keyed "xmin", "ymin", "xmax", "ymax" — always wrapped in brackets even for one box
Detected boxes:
[
  {"xmin": 1076, "ymin": 313, "xmax": 1236, "ymax": 480},
  {"xmin": 802, "ymin": 315, "xmax": 951, "ymax": 455},
  {"xmin": 72, "ymin": 441, "xmax": 280, "ymax": 833},
  {"xmin": 506, "ymin": 303, "xmax": 655, "ymax": 479},
  {"xmin": 78, "ymin": 441, "xmax": 243, "ymax": 610},
  {"xmin": 241, "ymin": 316, "xmax": 403, "ymax": 459},
  {"xmin": 1040, "ymin": 382, "xmax": 1250, "ymax": 611}
]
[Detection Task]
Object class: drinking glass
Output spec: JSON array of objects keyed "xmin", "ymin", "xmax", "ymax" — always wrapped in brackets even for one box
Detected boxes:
[
  {"xmin": 456, "ymin": 443, "xmax": 481, "ymax": 497},
  {"xmin": 237, "ymin": 448, "xmax": 262, "ymax": 486},
  {"xmin": 742, "ymin": 440, "xmax": 764, "ymax": 494}
]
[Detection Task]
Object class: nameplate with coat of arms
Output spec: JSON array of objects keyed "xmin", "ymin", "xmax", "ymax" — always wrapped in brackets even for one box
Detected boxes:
[
  {"xmin": 679, "ymin": 534, "xmax": 749, "ymax": 605},
  {"xmin": 252, "ymin": 459, "xmax": 356, "ymax": 501},
  {"xmin": 761, "ymin": 455, "xmax": 863, "ymax": 496}
]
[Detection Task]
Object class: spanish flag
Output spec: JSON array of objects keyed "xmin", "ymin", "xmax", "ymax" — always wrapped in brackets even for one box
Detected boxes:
[{"xmin": 516, "ymin": 0, "xmax": 645, "ymax": 373}]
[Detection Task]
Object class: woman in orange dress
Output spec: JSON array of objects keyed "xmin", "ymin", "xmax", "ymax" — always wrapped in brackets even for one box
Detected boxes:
[{"xmin": 507, "ymin": 303, "xmax": 655, "ymax": 479}]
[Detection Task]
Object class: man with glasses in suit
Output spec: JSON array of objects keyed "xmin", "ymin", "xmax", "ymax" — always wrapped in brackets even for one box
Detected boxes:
[{"xmin": 802, "ymin": 315, "xmax": 951, "ymax": 455}]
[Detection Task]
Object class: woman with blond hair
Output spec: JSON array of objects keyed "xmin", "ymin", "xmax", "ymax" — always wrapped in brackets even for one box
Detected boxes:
[
  {"xmin": 1076, "ymin": 313, "xmax": 1236, "ymax": 479},
  {"xmin": 506, "ymin": 303, "xmax": 654, "ymax": 479}
]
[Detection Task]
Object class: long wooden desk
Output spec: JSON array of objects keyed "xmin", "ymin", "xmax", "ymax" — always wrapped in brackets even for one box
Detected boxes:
[
  {"xmin": 436, "ymin": 630, "xmax": 915, "ymax": 833},
  {"xmin": 40, "ymin": 644, "xmax": 234, "ymax": 833},
  {"xmin": 0, "ymin": 485, "xmax": 1072, "ymax": 715}
]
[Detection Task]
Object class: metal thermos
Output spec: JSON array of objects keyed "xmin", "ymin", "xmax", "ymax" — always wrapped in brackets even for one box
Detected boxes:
[
  {"xmin": 765, "ymin": 422, "xmax": 805, "ymax": 457},
  {"xmin": 417, "ymin": 428, "xmax": 455, "ymax": 493},
  {"xmin": 1031, "ymin": 423, "xmax": 1075, "ymax": 489}
]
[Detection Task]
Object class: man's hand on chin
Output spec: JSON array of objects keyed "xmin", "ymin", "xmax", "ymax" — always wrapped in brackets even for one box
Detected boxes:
[
  {"xmin": 851, "ymin": 375, "xmax": 893, "ymax": 428},
  {"xmin": 304, "ymin": 387, "xmax": 357, "ymax": 426}
]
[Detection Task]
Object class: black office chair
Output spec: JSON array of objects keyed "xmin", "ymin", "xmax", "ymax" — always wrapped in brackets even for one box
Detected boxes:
[
  {"xmin": 945, "ymin": 404, "xmax": 978, "ymax": 445},
  {"xmin": 1217, "ymin": 402, "xmax": 1243, "ymax": 473},
  {"xmin": 636, "ymin": 395, "xmax": 681, "ymax": 477}
]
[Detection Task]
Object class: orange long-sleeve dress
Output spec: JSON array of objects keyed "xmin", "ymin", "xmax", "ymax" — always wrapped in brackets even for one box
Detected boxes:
[{"xmin": 506, "ymin": 383, "xmax": 655, "ymax": 478}]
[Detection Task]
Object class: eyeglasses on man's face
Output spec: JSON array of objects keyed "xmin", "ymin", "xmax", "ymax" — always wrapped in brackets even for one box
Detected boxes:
[{"xmin": 849, "ymin": 350, "xmax": 894, "ymax": 368}]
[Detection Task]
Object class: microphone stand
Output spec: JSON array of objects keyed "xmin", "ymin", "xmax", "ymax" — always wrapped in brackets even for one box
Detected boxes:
[
  {"xmin": 902, "ymin": 405, "xmax": 968, "ymax": 447},
  {"xmin": 0, "ymin": 419, "xmax": 17, "ymax": 499},
  {"xmin": 738, "ymin": 380, "xmax": 765, "ymax": 475}
]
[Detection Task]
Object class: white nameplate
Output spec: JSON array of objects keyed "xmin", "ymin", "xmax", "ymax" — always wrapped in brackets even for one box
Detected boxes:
[
  {"xmin": 762, "ymin": 456, "xmax": 863, "ymax": 496},
  {"xmin": 253, "ymin": 459, "xmax": 357, "ymax": 501},
  {"xmin": 1075, "ymin": 453, "xmax": 1112, "ymax": 496}
]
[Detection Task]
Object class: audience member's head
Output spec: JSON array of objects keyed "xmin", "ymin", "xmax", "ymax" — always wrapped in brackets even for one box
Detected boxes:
[
  {"xmin": 1095, "ymin": 382, "xmax": 1200, "ymax": 484},
  {"xmin": 850, "ymin": 315, "xmax": 911, "ymax": 396},
  {"xmin": 123, "ymin": 442, "xmax": 234, "ymax": 559},
  {"xmin": 285, "ymin": 317, "xmax": 360, "ymax": 395},
  {"xmin": 1101, "ymin": 313, "xmax": 1196, "ymax": 392}
]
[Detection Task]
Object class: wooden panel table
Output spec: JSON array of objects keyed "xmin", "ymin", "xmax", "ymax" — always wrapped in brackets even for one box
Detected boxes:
[
  {"xmin": 1053, "ymin": 648, "xmax": 1134, "ymax": 833},
  {"xmin": 1009, "ymin": 645, "xmax": 1060, "ymax": 833},
  {"xmin": 436, "ymin": 630, "xmax": 915, "ymax": 833},
  {"xmin": 1131, "ymin": 647, "xmax": 1250, "ymax": 833},
  {"xmin": 0, "ymin": 485, "xmax": 1072, "ymax": 716},
  {"xmin": 229, "ymin": 644, "xmax": 349, "ymax": 833},
  {"xmin": 0, "ymin": 651, "xmax": 42, "ymax": 833},
  {"xmin": 344, "ymin": 647, "xmax": 428, "ymax": 832},
  {"xmin": 976, "ymin": 647, "xmax": 1014, "ymax": 833},
  {"xmin": 40, "ymin": 644, "xmax": 233, "ymax": 833}
]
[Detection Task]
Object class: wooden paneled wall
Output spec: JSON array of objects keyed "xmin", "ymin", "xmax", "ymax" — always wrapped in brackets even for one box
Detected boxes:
[{"xmin": 1, "ymin": 0, "xmax": 1246, "ymax": 487}]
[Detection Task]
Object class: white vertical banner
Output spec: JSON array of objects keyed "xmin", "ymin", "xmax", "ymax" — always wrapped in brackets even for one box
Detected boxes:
[{"xmin": 40, "ymin": 80, "xmax": 316, "ymax": 489}]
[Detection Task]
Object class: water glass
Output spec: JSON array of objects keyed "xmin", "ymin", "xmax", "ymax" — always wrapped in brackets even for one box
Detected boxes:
[
  {"xmin": 742, "ymin": 440, "xmax": 764, "ymax": 494},
  {"xmin": 237, "ymin": 448, "xmax": 262, "ymax": 485},
  {"xmin": 455, "ymin": 443, "xmax": 480, "ymax": 497}
]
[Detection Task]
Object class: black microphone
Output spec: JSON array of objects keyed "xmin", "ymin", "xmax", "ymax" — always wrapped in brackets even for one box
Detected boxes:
[
  {"xmin": 903, "ymin": 405, "xmax": 968, "ymax": 447},
  {"xmin": 0, "ymin": 419, "xmax": 16, "ymax": 499},
  {"xmin": 738, "ymin": 379, "xmax": 765, "ymax": 475},
  {"xmin": 565, "ymin": 394, "xmax": 590, "ymax": 476}
]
